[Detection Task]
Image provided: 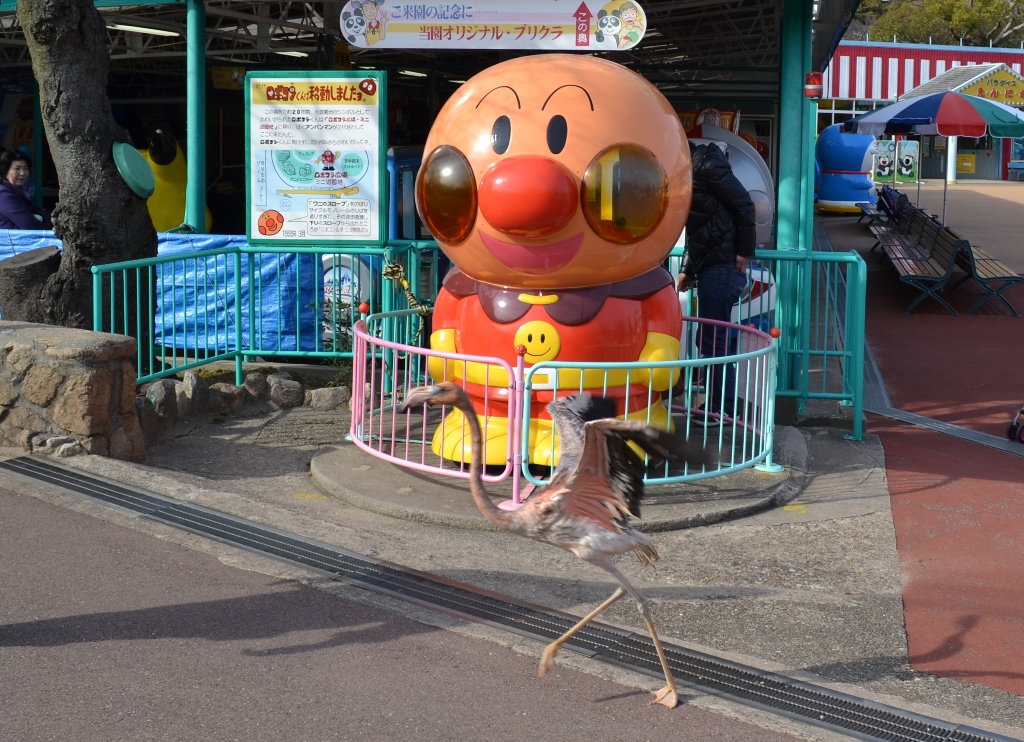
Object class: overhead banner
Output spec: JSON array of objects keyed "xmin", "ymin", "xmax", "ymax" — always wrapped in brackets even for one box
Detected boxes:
[
  {"xmin": 340, "ymin": 1, "xmax": 647, "ymax": 51},
  {"xmin": 244, "ymin": 71, "xmax": 387, "ymax": 247}
]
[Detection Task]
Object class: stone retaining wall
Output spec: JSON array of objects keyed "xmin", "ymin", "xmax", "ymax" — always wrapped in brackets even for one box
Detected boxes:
[
  {"xmin": 0, "ymin": 321, "xmax": 354, "ymax": 463},
  {"xmin": 0, "ymin": 321, "xmax": 145, "ymax": 460}
]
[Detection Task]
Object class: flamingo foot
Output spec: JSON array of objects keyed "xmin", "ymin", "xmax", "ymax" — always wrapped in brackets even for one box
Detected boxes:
[
  {"xmin": 651, "ymin": 685, "xmax": 679, "ymax": 709},
  {"xmin": 538, "ymin": 644, "xmax": 559, "ymax": 676}
]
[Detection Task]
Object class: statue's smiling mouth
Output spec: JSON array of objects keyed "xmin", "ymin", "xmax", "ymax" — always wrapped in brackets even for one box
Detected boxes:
[{"xmin": 479, "ymin": 231, "xmax": 583, "ymax": 275}]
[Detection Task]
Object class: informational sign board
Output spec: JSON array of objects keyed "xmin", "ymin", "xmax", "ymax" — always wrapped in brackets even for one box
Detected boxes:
[
  {"xmin": 245, "ymin": 71, "xmax": 387, "ymax": 246},
  {"xmin": 957, "ymin": 153, "xmax": 977, "ymax": 174},
  {"xmin": 339, "ymin": 0, "xmax": 647, "ymax": 51}
]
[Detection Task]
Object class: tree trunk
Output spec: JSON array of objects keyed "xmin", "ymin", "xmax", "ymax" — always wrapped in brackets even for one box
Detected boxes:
[
  {"xmin": 0, "ymin": 246, "xmax": 62, "ymax": 324},
  {"xmin": 6, "ymin": 0, "xmax": 157, "ymax": 330}
]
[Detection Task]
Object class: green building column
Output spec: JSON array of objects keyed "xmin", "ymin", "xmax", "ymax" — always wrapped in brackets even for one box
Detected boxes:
[
  {"xmin": 776, "ymin": 0, "xmax": 816, "ymax": 406},
  {"xmin": 185, "ymin": 0, "xmax": 207, "ymax": 232},
  {"xmin": 776, "ymin": 0, "xmax": 814, "ymax": 252}
]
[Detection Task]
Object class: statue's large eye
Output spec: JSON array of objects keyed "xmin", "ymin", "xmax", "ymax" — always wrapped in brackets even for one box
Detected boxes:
[
  {"xmin": 547, "ymin": 115, "xmax": 567, "ymax": 154},
  {"xmin": 416, "ymin": 145, "xmax": 478, "ymax": 245},
  {"xmin": 491, "ymin": 115, "xmax": 511, "ymax": 154},
  {"xmin": 580, "ymin": 144, "xmax": 668, "ymax": 245}
]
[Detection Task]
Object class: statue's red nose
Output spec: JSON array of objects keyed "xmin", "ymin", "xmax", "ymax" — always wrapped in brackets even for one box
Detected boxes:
[{"xmin": 478, "ymin": 156, "xmax": 578, "ymax": 239}]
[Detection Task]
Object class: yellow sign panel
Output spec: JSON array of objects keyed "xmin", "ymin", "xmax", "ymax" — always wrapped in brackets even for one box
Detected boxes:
[
  {"xmin": 211, "ymin": 67, "xmax": 245, "ymax": 90},
  {"xmin": 963, "ymin": 67, "xmax": 1024, "ymax": 106},
  {"xmin": 250, "ymin": 80, "xmax": 377, "ymax": 106},
  {"xmin": 957, "ymin": 154, "xmax": 976, "ymax": 174}
]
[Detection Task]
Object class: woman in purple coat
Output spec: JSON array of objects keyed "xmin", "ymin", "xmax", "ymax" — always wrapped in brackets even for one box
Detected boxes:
[{"xmin": 0, "ymin": 149, "xmax": 51, "ymax": 230}]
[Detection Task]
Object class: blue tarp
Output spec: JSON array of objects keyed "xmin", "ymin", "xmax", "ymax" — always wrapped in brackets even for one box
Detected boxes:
[{"xmin": 0, "ymin": 230, "xmax": 321, "ymax": 352}]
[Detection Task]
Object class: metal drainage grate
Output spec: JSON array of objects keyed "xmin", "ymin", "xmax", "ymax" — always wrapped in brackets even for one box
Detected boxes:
[{"xmin": 2, "ymin": 456, "xmax": 1017, "ymax": 742}]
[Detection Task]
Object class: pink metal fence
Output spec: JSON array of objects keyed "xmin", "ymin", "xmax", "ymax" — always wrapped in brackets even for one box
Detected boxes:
[{"xmin": 350, "ymin": 312, "xmax": 778, "ymax": 506}]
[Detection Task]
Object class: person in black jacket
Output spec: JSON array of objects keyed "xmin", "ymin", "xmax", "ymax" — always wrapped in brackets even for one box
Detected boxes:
[
  {"xmin": 0, "ymin": 149, "xmax": 51, "ymax": 230},
  {"xmin": 676, "ymin": 141, "xmax": 756, "ymax": 425}
]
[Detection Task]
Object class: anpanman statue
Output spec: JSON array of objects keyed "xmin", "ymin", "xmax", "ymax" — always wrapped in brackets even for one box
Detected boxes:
[{"xmin": 416, "ymin": 54, "xmax": 692, "ymax": 465}]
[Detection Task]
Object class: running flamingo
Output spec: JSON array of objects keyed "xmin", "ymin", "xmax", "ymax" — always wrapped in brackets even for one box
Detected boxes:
[{"xmin": 400, "ymin": 381, "xmax": 716, "ymax": 708}]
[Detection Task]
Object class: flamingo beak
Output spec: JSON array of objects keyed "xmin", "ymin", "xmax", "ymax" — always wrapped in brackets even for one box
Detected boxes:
[{"xmin": 399, "ymin": 385, "xmax": 444, "ymax": 413}]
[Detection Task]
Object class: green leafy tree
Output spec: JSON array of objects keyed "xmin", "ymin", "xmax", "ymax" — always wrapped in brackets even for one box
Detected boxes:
[{"xmin": 863, "ymin": 0, "xmax": 1024, "ymax": 47}]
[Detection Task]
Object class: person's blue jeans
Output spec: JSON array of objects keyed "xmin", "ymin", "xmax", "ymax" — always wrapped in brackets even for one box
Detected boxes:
[{"xmin": 695, "ymin": 263, "xmax": 747, "ymax": 417}]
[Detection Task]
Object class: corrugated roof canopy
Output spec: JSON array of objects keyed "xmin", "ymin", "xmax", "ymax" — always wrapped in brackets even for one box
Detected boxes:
[
  {"xmin": 901, "ymin": 63, "xmax": 1003, "ymax": 99},
  {"xmin": 901, "ymin": 62, "xmax": 1024, "ymax": 109},
  {"xmin": 0, "ymin": 1, "xmax": 858, "ymax": 104}
]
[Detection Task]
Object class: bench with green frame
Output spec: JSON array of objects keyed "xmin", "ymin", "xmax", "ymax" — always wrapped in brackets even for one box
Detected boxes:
[
  {"xmin": 865, "ymin": 187, "xmax": 909, "ymax": 233},
  {"xmin": 952, "ymin": 239, "xmax": 1023, "ymax": 317},
  {"xmin": 881, "ymin": 222, "xmax": 965, "ymax": 316},
  {"xmin": 855, "ymin": 200, "xmax": 885, "ymax": 225},
  {"xmin": 870, "ymin": 205, "xmax": 935, "ymax": 256}
]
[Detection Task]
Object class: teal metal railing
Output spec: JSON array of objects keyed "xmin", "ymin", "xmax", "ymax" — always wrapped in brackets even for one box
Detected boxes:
[
  {"xmin": 91, "ymin": 240, "xmax": 445, "ymax": 385},
  {"xmin": 94, "ymin": 239, "xmax": 865, "ymax": 441},
  {"xmin": 92, "ymin": 246, "xmax": 243, "ymax": 384},
  {"xmin": 670, "ymin": 247, "xmax": 867, "ymax": 440},
  {"xmin": 762, "ymin": 250, "xmax": 866, "ymax": 441}
]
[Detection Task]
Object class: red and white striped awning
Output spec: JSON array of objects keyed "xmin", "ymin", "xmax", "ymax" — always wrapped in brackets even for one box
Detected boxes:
[{"xmin": 824, "ymin": 40, "xmax": 1024, "ymax": 101}]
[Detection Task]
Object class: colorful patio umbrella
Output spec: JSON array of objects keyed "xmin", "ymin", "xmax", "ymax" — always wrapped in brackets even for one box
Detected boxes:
[
  {"xmin": 844, "ymin": 90, "xmax": 1024, "ymax": 138},
  {"xmin": 843, "ymin": 91, "xmax": 1024, "ymax": 223}
]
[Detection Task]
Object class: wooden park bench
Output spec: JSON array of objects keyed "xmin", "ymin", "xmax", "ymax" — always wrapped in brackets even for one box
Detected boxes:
[
  {"xmin": 855, "ymin": 200, "xmax": 885, "ymax": 225},
  {"xmin": 870, "ymin": 203, "xmax": 934, "ymax": 255},
  {"xmin": 880, "ymin": 221, "xmax": 965, "ymax": 315},
  {"xmin": 874, "ymin": 186, "xmax": 909, "ymax": 228},
  {"xmin": 952, "ymin": 239, "xmax": 1023, "ymax": 317}
]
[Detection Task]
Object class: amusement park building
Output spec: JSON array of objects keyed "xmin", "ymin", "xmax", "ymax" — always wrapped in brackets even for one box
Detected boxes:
[{"xmin": 819, "ymin": 40, "xmax": 1024, "ymax": 179}]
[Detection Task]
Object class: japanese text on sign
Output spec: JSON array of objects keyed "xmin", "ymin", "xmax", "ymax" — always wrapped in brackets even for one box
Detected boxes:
[{"xmin": 339, "ymin": 1, "xmax": 648, "ymax": 51}]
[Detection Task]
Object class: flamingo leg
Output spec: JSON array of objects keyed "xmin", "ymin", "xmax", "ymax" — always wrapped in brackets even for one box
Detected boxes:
[
  {"xmin": 606, "ymin": 564, "xmax": 680, "ymax": 709},
  {"xmin": 639, "ymin": 611, "xmax": 680, "ymax": 709},
  {"xmin": 538, "ymin": 587, "xmax": 625, "ymax": 677}
]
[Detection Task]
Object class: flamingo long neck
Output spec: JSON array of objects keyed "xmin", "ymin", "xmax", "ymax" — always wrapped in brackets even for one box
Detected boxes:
[{"xmin": 454, "ymin": 394, "xmax": 514, "ymax": 530}]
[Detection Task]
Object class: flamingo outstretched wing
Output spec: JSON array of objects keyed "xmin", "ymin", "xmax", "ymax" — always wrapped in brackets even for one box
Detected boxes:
[{"xmin": 530, "ymin": 396, "xmax": 716, "ymax": 529}]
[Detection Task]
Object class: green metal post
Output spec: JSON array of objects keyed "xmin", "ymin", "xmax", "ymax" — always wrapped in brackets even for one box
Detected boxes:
[
  {"xmin": 796, "ymin": 34, "xmax": 815, "ymax": 411},
  {"xmin": 801, "ymin": 107, "xmax": 817, "ymax": 253},
  {"xmin": 185, "ymin": 0, "xmax": 207, "ymax": 232},
  {"xmin": 776, "ymin": 0, "xmax": 814, "ymax": 400},
  {"xmin": 91, "ymin": 268, "xmax": 102, "ymax": 332},
  {"xmin": 234, "ymin": 250, "xmax": 243, "ymax": 386},
  {"xmin": 774, "ymin": 0, "xmax": 806, "ymax": 399},
  {"xmin": 845, "ymin": 252, "xmax": 866, "ymax": 441},
  {"xmin": 776, "ymin": 2, "xmax": 807, "ymax": 252}
]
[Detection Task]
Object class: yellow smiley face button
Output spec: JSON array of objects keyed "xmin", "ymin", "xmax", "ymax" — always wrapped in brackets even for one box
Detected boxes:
[{"xmin": 514, "ymin": 320, "xmax": 561, "ymax": 363}]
